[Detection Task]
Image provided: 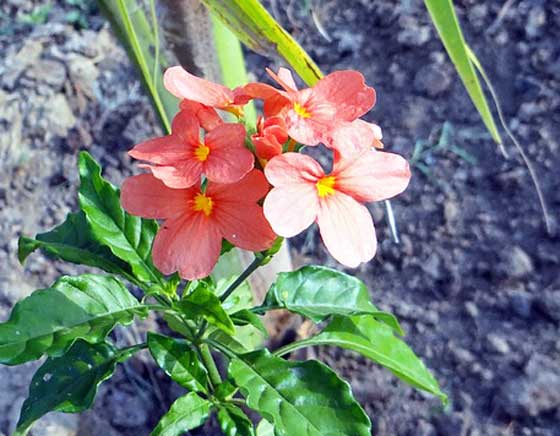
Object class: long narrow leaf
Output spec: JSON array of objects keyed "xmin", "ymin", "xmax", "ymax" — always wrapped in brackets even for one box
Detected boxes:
[
  {"xmin": 201, "ymin": 0, "xmax": 322, "ymax": 86},
  {"xmin": 98, "ymin": 0, "xmax": 178, "ymax": 131},
  {"xmin": 424, "ymin": 0, "xmax": 501, "ymax": 144}
]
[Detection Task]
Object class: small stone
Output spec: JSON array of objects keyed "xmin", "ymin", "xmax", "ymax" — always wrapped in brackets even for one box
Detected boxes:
[
  {"xmin": 525, "ymin": 6, "xmax": 546, "ymax": 39},
  {"xmin": 44, "ymin": 94, "xmax": 76, "ymax": 137},
  {"xmin": 398, "ymin": 25, "xmax": 431, "ymax": 46},
  {"xmin": 464, "ymin": 301, "xmax": 479, "ymax": 318},
  {"xmin": 486, "ymin": 334, "xmax": 510, "ymax": 354},
  {"xmin": 25, "ymin": 59, "xmax": 67, "ymax": 90},
  {"xmin": 508, "ymin": 290, "xmax": 533, "ymax": 318},
  {"xmin": 414, "ymin": 64, "xmax": 452, "ymax": 97},
  {"xmin": 1, "ymin": 40, "xmax": 43, "ymax": 89},
  {"xmin": 444, "ymin": 198, "xmax": 460, "ymax": 224},
  {"xmin": 535, "ymin": 289, "xmax": 560, "ymax": 323},
  {"xmin": 501, "ymin": 246, "xmax": 534, "ymax": 279},
  {"xmin": 422, "ymin": 253, "xmax": 443, "ymax": 280}
]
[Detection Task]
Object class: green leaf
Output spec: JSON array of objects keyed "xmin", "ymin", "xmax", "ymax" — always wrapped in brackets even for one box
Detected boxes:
[
  {"xmin": 78, "ymin": 151, "xmax": 163, "ymax": 287},
  {"xmin": 151, "ymin": 392, "xmax": 212, "ymax": 436},
  {"xmin": 15, "ymin": 340, "xmax": 138, "ymax": 435},
  {"xmin": 18, "ymin": 211, "xmax": 135, "ymax": 282},
  {"xmin": 424, "ymin": 0, "xmax": 501, "ymax": 143},
  {"xmin": 177, "ymin": 286, "xmax": 235, "ymax": 335},
  {"xmin": 147, "ymin": 333, "xmax": 208, "ymax": 393},
  {"xmin": 261, "ymin": 265, "xmax": 403, "ymax": 335},
  {"xmin": 311, "ymin": 315, "xmax": 447, "ymax": 403},
  {"xmin": 217, "ymin": 404, "xmax": 255, "ymax": 436},
  {"xmin": 98, "ymin": 0, "xmax": 177, "ymax": 132},
  {"xmin": 231, "ymin": 309, "xmax": 267, "ymax": 337},
  {"xmin": 216, "ymin": 276, "xmax": 253, "ymax": 314},
  {"xmin": 209, "ymin": 330, "xmax": 250, "ymax": 355},
  {"xmin": 256, "ymin": 420, "xmax": 274, "ymax": 436},
  {"xmin": 201, "ymin": 0, "xmax": 322, "ymax": 86},
  {"xmin": 0, "ymin": 274, "xmax": 146, "ymax": 365},
  {"xmin": 229, "ymin": 349, "xmax": 371, "ymax": 436}
]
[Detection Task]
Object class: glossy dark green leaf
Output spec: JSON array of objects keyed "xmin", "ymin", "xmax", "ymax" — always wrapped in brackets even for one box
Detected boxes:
[
  {"xmin": 147, "ymin": 333, "xmax": 207, "ymax": 393},
  {"xmin": 255, "ymin": 420, "xmax": 274, "ymax": 436},
  {"xmin": 177, "ymin": 286, "xmax": 235, "ymax": 335},
  {"xmin": 151, "ymin": 392, "xmax": 212, "ymax": 436},
  {"xmin": 229, "ymin": 349, "xmax": 371, "ymax": 436},
  {"xmin": 0, "ymin": 274, "xmax": 146, "ymax": 365},
  {"xmin": 18, "ymin": 211, "xmax": 136, "ymax": 282},
  {"xmin": 78, "ymin": 151, "xmax": 163, "ymax": 287},
  {"xmin": 261, "ymin": 265, "xmax": 403, "ymax": 335},
  {"xmin": 231, "ymin": 309, "xmax": 267, "ymax": 337},
  {"xmin": 312, "ymin": 315, "xmax": 447, "ymax": 403},
  {"xmin": 209, "ymin": 330, "xmax": 249, "ymax": 355},
  {"xmin": 217, "ymin": 404, "xmax": 255, "ymax": 436},
  {"xmin": 15, "ymin": 340, "xmax": 138, "ymax": 435}
]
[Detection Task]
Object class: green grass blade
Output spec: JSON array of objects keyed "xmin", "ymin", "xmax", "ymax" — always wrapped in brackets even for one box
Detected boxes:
[
  {"xmin": 98, "ymin": 0, "xmax": 178, "ymax": 132},
  {"xmin": 466, "ymin": 46, "xmax": 552, "ymax": 234},
  {"xmin": 201, "ymin": 0, "xmax": 323, "ymax": 86},
  {"xmin": 424, "ymin": 0, "xmax": 501, "ymax": 144}
]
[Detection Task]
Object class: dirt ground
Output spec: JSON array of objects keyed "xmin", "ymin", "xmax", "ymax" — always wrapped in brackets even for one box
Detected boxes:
[{"xmin": 0, "ymin": 0, "xmax": 559, "ymax": 435}]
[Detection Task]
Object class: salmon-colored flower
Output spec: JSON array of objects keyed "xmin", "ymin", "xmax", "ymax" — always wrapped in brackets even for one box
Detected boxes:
[
  {"xmin": 245, "ymin": 68, "xmax": 375, "ymax": 148},
  {"xmin": 179, "ymin": 99, "xmax": 223, "ymax": 131},
  {"xmin": 326, "ymin": 119, "xmax": 385, "ymax": 158},
  {"xmin": 121, "ymin": 170, "xmax": 276, "ymax": 280},
  {"xmin": 263, "ymin": 150, "xmax": 410, "ymax": 267},
  {"xmin": 164, "ymin": 66, "xmax": 249, "ymax": 117},
  {"xmin": 251, "ymin": 116, "xmax": 289, "ymax": 163},
  {"xmin": 129, "ymin": 110, "xmax": 254, "ymax": 189}
]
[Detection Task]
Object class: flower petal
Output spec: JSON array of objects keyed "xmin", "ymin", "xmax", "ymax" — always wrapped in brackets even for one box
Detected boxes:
[
  {"xmin": 207, "ymin": 169, "xmax": 270, "ymax": 204},
  {"xmin": 317, "ymin": 193, "xmax": 377, "ymax": 267},
  {"xmin": 171, "ymin": 109, "xmax": 201, "ymax": 143},
  {"xmin": 164, "ymin": 66, "xmax": 234, "ymax": 108},
  {"xmin": 121, "ymin": 174, "xmax": 191, "ymax": 219},
  {"xmin": 204, "ymin": 123, "xmax": 254, "ymax": 183},
  {"xmin": 178, "ymin": 100, "xmax": 222, "ymax": 132},
  {"xmin": 277, "ymin": 67, "xmax": 298, "ymax": 91},
  {"xmin": 264, "ymin": 152, "xmax": 324, "ymax": 187},
  {"xmin": 215, "ymin": 203, "xmax": 276, "ymax": 251},
  {"xmin": 263, "ymin": 184, "xmax": 319, "ymax": 237},
  {"xmin": 312, "ymin": 70, "xmax": 376, "ymax": 121},
  {"xmin": 152, "ymin": 213, "xmax": 222, "ymax": 279},
  {"xmin": 325, "ymin": 119, "xmax": 381, "ymax": 158},
  {"xmin": 139, "ymin": 162, "xmax": 202, "ymax": 189},
  {"xmin": 129, "ymin": 135, "xmax": 188, "ymax": 165},
  {"xmin": 333, "ymin": 149, "xmax": 411, "ymax": 203}
]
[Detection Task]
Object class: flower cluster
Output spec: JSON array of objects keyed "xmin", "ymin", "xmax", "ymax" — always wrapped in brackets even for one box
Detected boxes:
[{"xmin": 122, "ymin": 66, "xmax": 411, "ymax": 279}]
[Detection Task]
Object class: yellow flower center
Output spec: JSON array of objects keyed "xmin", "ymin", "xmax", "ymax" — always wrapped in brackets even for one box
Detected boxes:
[
  {"xmin": 194, "ymin": 143, "xmax": 210, "ymax": 162},
  {"xmin": 316, "ymin": 176, "xmax": 336, "ymax": 198},
  {"xmin": 293, "ymin": 102, "xmax": 311, "ymax": 119},
  {"xmin": 193, "ymin": 193, "xmax": 214, "ymax": 216}
]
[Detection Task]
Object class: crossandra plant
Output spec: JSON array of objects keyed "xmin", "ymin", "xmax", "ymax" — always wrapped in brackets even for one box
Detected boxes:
[{"xmin": 5, "ymin": 65, "xmax": 447, "ymax": 435}]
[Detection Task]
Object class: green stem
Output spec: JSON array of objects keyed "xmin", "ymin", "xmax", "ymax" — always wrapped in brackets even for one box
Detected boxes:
[
  {"xmin": 200, "ymin": 344, "xmax": 222, "ymax": 388},
  {"xmin": 219, "ymin": 256, "xmax": 263, "ymax": 303},
  {"xmin": 115, "ymin": 0, "xmax": 171, "ymax": 133},
  {"xmin": 272, "ymin": 338, "xmax": 317, "ymax": 357},
  {"xmin": 204, "ymin": 338, "xmax": 237, "ymax": 359}
]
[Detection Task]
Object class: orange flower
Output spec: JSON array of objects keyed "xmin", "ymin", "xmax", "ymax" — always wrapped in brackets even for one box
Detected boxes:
[
  {"xmin": 129, "ymin": 110, "xmax": 254, "ymax": 189},
  {"xmin": 251, "ymin": 116, "xmax": 289, "ymax": 163},
  {"xmin": 263, "ymin": 150, "xmax": 410, "ymax": 267},
  {"xmin": 122, "ymin": 170, "xmax": 276, "ymax": 280},
  {"xmin": 164, "ymin": 66, "xmax": 249, "ymax": 118},
  {"xmin": 244, "ymin": 68, "xmax": 376, "ymax": 149}
]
